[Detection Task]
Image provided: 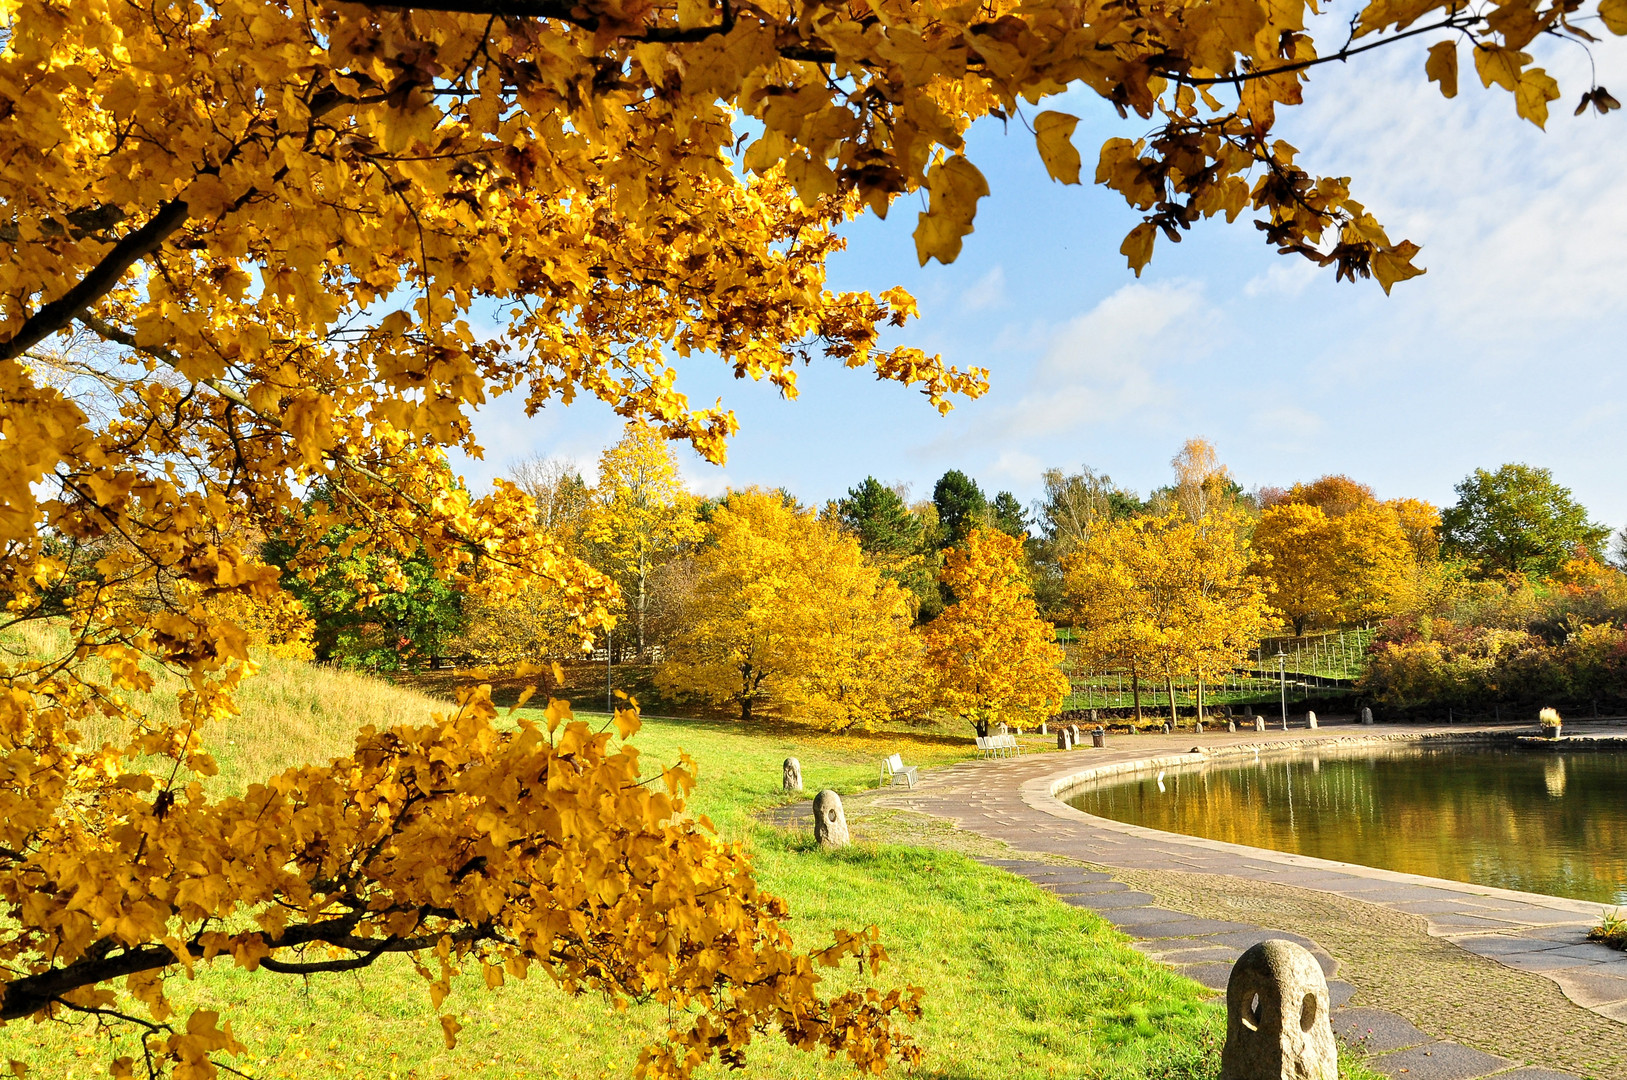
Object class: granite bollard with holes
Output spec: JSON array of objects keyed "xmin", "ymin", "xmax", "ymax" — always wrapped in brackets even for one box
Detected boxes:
[
  {"xmin": 812, "ymin": 789, "xmax": 850, "ymax": 847},
  {"xmin": 783, "ymin": 756, "xmax": 802, "ymax": 793},
  {"xmin": 1220, "ymin": 940, "xmax": 1337, "ymax": 1080}
]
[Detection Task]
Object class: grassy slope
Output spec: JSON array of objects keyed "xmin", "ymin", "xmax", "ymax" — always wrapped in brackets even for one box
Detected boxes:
[{"xmin": 0, "ymin": 649, "xmax": 1367, "ymax": 1080}]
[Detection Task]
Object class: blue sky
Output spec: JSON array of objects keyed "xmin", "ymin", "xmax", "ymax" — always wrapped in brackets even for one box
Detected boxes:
[{"xmin": 458, "ymin": 34, "xmax": 1627, "ymax": 530}]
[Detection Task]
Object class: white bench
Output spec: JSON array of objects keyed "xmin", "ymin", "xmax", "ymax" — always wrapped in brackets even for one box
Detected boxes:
[
  {"xmin": 880, "ymin": 753, "xmax": 919, "ymax": 788},
  {"xmin": 974, "ymin": 734, "xmax": 1021, "ymax": 759}
]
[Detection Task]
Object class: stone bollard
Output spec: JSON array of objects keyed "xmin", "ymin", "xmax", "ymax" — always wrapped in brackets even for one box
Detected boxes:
[
  {"xmin": 813, "ymin": 789, "xmax": 850, "ymax": 848},
  {"xmin": 1162, "ymin": 723, "xmax": 1172, "ymax": 735},
  {"xmin": 783, "ymin": 757, "xmax": 803, "ymax": 793},
  {"xmin": 1092, "ymin": 726, "xmax": 1106, "ymax": 748},
  {"xmin": 1220, "ymin": 940, "xmax": 1337, "ymax": 1080},
  {"xmin": 1244, "ymin": 705, "xmax": 1255, "ymax": 718},
  {"xmin": 1057, "ymin": 729, "xmax": 1069, "ymax": 750},
  {"xmin": 1196, "ymin": 721, "xmax": 1205, "ymax": 734},
  {"xmin": 1361, "ymin": 707, "xmax": 1374, "ymax": 726},
  {"xmin": 1306, "ymin": 710, "xmax": 1318, "ymax": 730},
  {"xmin": 1071, "ymin": 724, "xmax": 1081, "ymax": 745},
  {"xmin": 1041, "ymin": 721, "xmax": 1048, "ymax": 735},
  {"xmin": 1255, "ymin": 717, "xmax": 1266, "ymax": 733},
  {"xmin": 1229, "ymin": 721, "xmax": 1238, "ymax": 733}
]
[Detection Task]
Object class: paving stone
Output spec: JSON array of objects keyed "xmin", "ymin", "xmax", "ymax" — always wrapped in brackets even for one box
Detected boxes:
[
  {"xmin": 1045, "ymin": 882, "xmax": 1132, "ymax": 896},
  {"xmin": 1138, "ymin": 944, "xmax": 1243, "ymax": 966},
  {"xmin": 1493, "ymin": 952, "xmax": 1604, "ymax": 973},
  {"xmin": 1121, "ymin": 916, "xmax": 1264, "ymax": 939},
  {"xmin": 1092, "ymin": 905, "xmax": 1200, "ymax": 927},
  {"xmin": 1331, "ymin": 1008, "xmax": 1434, "ymax": 1054},
  {"xmin": 1063, "ymin": 889, "xmax": 1158, "ymax": 909},
  {"xmin": 1539, "ymin": 942, "xmax": 1624, "ymax": 961},
  {"xmin": 1370, "ymin": 1041, "xmax": 1514, "ymax": 1080},
  {"xmin": 1204, "ymin": 928, "xmax": 1324, "ymax": 955},
  {"xmin": 1548, "ymin": 969, "xmax": 1627, "ymax": 1007},
  {"xmin": 1173, "ymin": 960, "xmax": 1233, "ymax": 990},
  {"xmin": 1327, "ymin": 979, "xmax": 1357, "ymax": 1008},
  {"xmin": 1449, "ymin": 935, "xmax": 1568, "ymax": 958}
]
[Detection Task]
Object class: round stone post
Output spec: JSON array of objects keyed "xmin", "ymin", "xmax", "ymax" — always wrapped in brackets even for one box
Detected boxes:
[
  {"xmin": 1306, "ymin": 710, "xmax": 1318, "ymax": 730},
  {"xmin": 812, "ymin": 789, "xmax": 850, "ymax": 848},
  {"xmin": 1361, "ymin": 707, "xmax": 1374, "ymax": 726},
  {"xmin": 1220, "ymin": 940, "xmax": 1337, "ymax": 1080},
  {"xmin": 1255, "ymin": 717, "xmax": 1266, "ymax": 733},
  {"xmin": 1057, "ymin": 729, "xmax": 1069, "ymax": 750},
  {"xmin": 783, "ymin": 757, "xmax": 803, "ymax": 792}
]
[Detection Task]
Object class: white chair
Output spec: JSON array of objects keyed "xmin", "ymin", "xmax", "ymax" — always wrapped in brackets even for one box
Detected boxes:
[{"xmin": 880, "ymin": 752, "xmax": 919, "ymax": 788}]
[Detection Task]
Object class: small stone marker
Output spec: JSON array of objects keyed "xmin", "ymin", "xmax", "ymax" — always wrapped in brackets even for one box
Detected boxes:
[
  {"xmin": 1196, "ymin": 721, "xmax": 1205, "ymax": 734},
  {"xmin": 1361, "ymin": 707, "xmax": 1374, "ymax": 726},
  {"xmin": 1057, "ymin": 729, "xmax": 1069, "ymax": 750},
  {"xmin": 1092, "ymin": 726, "xmax": 1106, "ymax": 748},
  {"xmin": 1070, "ymin": 724, "xmax": 1081, "ymax": 745},
  {"xmin": 1229, "ymin": 720, "xmax": 1238, "ymax": 733},
  {"xmin": 1244, "ymin": 705, "xmax": 1255, "ymax": 718},
  {"xmin": 782, "ymin": 757, "xmax": 802, "ymax": 792},
  {"xmin": 1255, "ymin": 717, "xmax": 1266, "ymax": 733},
  {"xmin": 1162, "ymin": 723, "xmax": 1171, "ymax": 735},
  {"xmin": 1220, "ymin": 940, "xmax": 1337, "ymax": 1080},
  {"xmin": 813, "ymin": 789, "xmax": 850, "ymax": 848},
  {"xmin": 1306, "ymin": 710, "xmax": 1318, "ymax": 730}
]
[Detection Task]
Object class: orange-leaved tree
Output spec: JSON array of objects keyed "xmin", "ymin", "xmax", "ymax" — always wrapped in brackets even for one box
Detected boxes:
[
  {"xmin": 1, "ymin": 0, "xmax": 1621, "ymax": 1075},
  {"xmin": 656, "ymin": 489, "xmax": 918, "ymax": 728},
  {"xmin": 922, "ymin": 528, "xmax": 1069, "ymax": 733}
]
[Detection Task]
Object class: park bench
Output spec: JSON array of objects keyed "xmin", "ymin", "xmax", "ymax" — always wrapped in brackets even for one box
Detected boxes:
[
  {"xmin": 880, "ymin": 753, "xmax": 919, "ymax": 788},
  {"xmin": 974, "ymin": 734, "xmax": 1020, "ymax": 759}
]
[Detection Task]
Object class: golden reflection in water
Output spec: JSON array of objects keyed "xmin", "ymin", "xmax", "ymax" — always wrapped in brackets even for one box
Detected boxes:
[{"xmin": 1066, "ymin": 746, "xmax": 1627, "ymax": 903}]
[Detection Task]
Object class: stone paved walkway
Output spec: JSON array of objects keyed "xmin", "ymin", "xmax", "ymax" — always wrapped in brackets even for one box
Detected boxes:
[{"xmin": 770, "ymin": 720, "xmax": 1627, "ymax": 1080}]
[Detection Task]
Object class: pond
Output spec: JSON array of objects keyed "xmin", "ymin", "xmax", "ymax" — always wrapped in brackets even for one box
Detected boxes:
[{"xmin": 1064, "ymin": 744, "xmax": 1627, "ymax": 903}]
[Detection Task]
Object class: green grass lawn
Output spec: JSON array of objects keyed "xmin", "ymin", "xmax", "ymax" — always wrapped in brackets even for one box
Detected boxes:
[{"xmin": 0, "ymin": 665, "xmax": 1374, "ymax": 1080}]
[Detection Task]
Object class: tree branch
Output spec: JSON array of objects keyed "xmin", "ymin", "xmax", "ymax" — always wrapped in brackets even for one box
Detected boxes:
[{"xmin": 0, "ymin": 199, "xmax": 188, "ymax": 363}]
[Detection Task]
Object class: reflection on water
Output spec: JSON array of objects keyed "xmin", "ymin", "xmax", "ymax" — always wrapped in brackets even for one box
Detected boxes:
[{"xmin": 1065, "ymin": 746, "xmax": 1627, "ymax": 903}]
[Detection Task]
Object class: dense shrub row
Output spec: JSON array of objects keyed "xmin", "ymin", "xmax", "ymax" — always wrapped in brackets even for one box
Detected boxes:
[{"xmin": 1358, "ymin": 575, "xmax": 1627, "ymax": 711}]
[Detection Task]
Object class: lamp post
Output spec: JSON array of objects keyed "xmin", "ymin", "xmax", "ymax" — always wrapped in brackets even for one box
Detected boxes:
[{"xmin": 1277, "ymin": 648, "xmax": 1288, "ymax": 728}]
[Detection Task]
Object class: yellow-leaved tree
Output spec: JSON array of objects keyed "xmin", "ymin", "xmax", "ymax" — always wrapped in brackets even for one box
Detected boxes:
[
  {"xmin": 2, "ymin": 0, "xmax": 1622, "ymax": 1075},
  {"xmin": 1066, "ymin": 506, "xmax": 1270, "ymax": 725},
  {"xmin": 1251, "ymin": 483, "xmax": 1419, "ymax": 634},
  {"xmin": 922, "ymin": 528, "xmax": 1069, "ymax": 733},
  {"xmin": 656, "ymin": 489, "xmax": 918, "ymax": 728},
  {"xmin": 583, "ymin": 424, "xmax": 705, "ymax": 656}
]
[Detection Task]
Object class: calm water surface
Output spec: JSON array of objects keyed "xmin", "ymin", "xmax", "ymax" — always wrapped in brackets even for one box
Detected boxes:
[{"xmin": 1065, "ymin": 747, "xmax": 1627, "ymax": 903}]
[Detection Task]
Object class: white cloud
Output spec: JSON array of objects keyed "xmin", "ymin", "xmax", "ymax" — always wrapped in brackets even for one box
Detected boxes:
[
  {"xmin": 1244, "ymin": 260, "xmax": 1318, "ymax": 299},
  {"xmin": 1001, "ymin": 279, "xmax": 1220, "ymax": 438},
  {"xmin": 959, "ymin": 265, "xmax": 1008, "ymax": 312}
]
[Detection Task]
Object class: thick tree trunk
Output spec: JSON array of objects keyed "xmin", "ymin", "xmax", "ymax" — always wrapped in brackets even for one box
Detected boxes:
[{"xmin": 740, "ymin": 695, "xmax": 753, "ymax": 723}]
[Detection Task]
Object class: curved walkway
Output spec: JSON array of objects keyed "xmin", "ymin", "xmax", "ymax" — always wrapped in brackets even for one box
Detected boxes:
[{"xmin": 864, "ymin": 720, "xmax": 1627, "ymax": 1080}]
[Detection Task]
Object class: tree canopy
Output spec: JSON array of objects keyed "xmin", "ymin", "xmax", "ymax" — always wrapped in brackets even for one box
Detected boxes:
[
  {"xmin": 3, "ymin": 0, "xmax": 1626, "ymax": 1074},
  {"xmin": 1441, "ymin": 464, "xmax": 1610, "ymax": 580}
]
